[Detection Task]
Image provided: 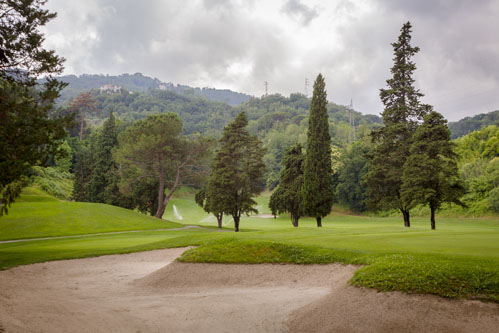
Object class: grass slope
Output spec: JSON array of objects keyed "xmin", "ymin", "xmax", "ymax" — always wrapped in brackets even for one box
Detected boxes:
[{"xmin": 0, "ymin": 187, "xmax": 183, "ymax": 241}]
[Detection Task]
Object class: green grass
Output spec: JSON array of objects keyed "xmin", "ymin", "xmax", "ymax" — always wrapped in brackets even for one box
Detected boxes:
[
  {"xmin": 1, "ymin": 189, "xmax": 498, "ymax": 302},
  {"xmin": 0, "ymin": 187, "xmax": 183, "ymax": 241}
]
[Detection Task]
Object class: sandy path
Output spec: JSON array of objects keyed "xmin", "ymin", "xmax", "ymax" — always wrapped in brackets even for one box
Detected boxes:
[{"xmin": 0, "ymin": 248, "xmax": 497, "ymax": 332}]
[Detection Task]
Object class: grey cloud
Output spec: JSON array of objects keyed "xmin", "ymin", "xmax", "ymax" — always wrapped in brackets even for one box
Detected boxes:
[
  {"xmin": 43, "ymin": 0, "xmax": 499, "ymax": 121},
  {"xmin": 281, "ymin": 0, "xmax": 319, "ymax": 26}
]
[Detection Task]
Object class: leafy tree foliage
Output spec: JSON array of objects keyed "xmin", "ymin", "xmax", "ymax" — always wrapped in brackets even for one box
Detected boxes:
[
  {"xmin": 302, "ymin": 74, "xmax": 334, "ymax": 227},
  {"xmin": 454, "ymin": 125, "xmax": 499, "ymax": 213},
  {"xmin": 365, "ymin": 21, "xmax": 430, "ymax": 227},
  {"xmin": 68, "ymin": 92, "xmax": 97, "ymax": 140},
  {"xmin": 0, "ymin": 0, "xmax": 68, "ymax": 215},
  {"xmin": 336, "ymin": 141, "xmax": 370, "ymax": 212},
  {"xmin": 269, "ymin": 143, "xmax": 305, "ymax": 227},
  {"xmin": 115, "ymin": 113, "xmax": 212, "ymax": 219},
  {"xmin": 204, "ymin": 112, "xmax": 266, "ymax": 232},
  {"xmin": 87, "ymin": 112, "xmax": 129, "ymax": 206},
  {"xmin": 401, "ymin": 112, "xmax": 465, "ymax": 229}
]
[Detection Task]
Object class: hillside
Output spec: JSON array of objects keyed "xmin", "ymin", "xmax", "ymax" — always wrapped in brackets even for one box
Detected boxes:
[
  {"xmin": 449, "ymin": 110, "xmax": 499, "ymax": 139},
  {"xmin": 47, "ymin": 73, "xmax": 252, "ymax": 106},
  {"xmin": 0, "ymin": 187, "xmax": 182, "ymax": 241}
]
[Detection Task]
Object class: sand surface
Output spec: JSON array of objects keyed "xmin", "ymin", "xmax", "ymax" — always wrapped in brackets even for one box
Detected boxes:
[{"xmin": 0, "ymin": 248, "xmax": 497, "ymax": 332}]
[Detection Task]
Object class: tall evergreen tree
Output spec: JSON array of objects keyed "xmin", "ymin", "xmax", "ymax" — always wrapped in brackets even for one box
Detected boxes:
[
  {"xmin": 205, "ymin": 112, "xmax": 266, "ymax": 232},
  {"xmin": 72, "ymin": 136, "xmax": 95, "ymax": 202},
  {"xmin": 364, "ymin": 21, "xmax": 430, "ymax": 227},
  {"xmin": 302, "ymin": 74, "xmax": 334, "ymax": 227},
  {"xmin": 401, "ymin": 111, "xmax": 465, "ymax": 229},
  {"xmin": 269, "ymin": 143, "xmax": 305, "ymax": 227},
  {"xmin": 88, "ymin": 112, "xmax": 118, "ymax": 203}
]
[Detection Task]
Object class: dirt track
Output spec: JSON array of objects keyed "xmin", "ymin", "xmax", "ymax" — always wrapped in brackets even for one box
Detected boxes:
[{"xmin": 0, "ymin": 248, "xmax": 497, "ymax": 332}]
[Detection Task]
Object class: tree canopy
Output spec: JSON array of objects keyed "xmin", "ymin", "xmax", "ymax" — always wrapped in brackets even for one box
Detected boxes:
[
  {"xmin": 269, "ymin": 143, "xmax": 305, "ymax": 227},
  {"xmin": 364, "ymin": 21, "xmax": 430, "ymax": 227},
  {"xmin": 0, "ymin": 0, "xmax": 68, "ymax": 215},
  {"xmin": 204, "ymin": 112, "xmax": 266, "ymax": 232}
]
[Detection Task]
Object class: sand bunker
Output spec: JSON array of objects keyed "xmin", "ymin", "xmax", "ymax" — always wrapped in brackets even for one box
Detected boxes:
[{"xmin": 0, "ymin": 248, "xmax": 497, "ymax": 332}]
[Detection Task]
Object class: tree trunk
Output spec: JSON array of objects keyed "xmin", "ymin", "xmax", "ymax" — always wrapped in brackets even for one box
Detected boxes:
[
  {"xmin": 430, "ymin": 204, "xmax": 436, "ymax": 230},
  {"xmin": 292, "ymin": 214, "xmax": 298, "ymax": 227},
  {"xmin": 316, "ymin": 216, "xmax": 322, "ymax": 227},
  {"xmin": 155, "ymin": 168, "xmax": 182, "ymax": 219},
  {"xmin": 234, "ymin": 215, "xmax": 240, "ymax": 232},
  {"xmin": 79, "ymin": 116, "xmax": 85, "ymax": 141},
  {"xmin": 217, "ymin": 213, "xmax": 223, "ymax": 229},
  {"xmin": 401, "ymin": 209, "xmax": 411, "ymax": 227},
  {"xmin": 154, "ymin": 152, "xmax": 165, "ymax": 218}
]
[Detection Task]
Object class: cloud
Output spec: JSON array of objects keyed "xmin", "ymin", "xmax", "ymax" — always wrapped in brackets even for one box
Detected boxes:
[
  {"xmin": 281, "ymin": 0, "xmax": 319, "ymax": 26},
  {"xmin": 41, "ymin": 0, "xmax": 499, "ymax": 121}
]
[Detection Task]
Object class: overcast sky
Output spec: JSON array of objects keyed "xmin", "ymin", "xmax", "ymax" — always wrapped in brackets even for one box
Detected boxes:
[{"xmin": 42, "ymin": 0, "xmax": 499, "ymax": 121}]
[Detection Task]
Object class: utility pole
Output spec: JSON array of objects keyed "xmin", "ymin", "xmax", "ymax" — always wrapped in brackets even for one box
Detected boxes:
[
  {"xmin": 348, "ymin": 99, "xmax": 356, "ymax": 142},
  {"xmin": 304, "ymin": 78, "xmax": 309, "ymax": 96},
  {"xmin": 264, "ymin": 81, "xmax": 268, "ymax": 97}
]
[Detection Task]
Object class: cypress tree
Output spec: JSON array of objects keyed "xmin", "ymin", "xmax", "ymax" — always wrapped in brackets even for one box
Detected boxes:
[
  {"xmin": 364, "ymin": 21, "xmax": 430, "ymax": 227},
  {"xmin": 302, "ymin": 74, "xmax": 334, "ymax": 227},
  {"xmin": 89, "ymin": 112, "xmax": 118, "ymax": 203},
  {"xmin": 269, "ymin": 143, "xmax": 305, "ymax": 227},
  {"xmin": 401, "ymin": 111, "xmax": 465, "ymax": 229}
]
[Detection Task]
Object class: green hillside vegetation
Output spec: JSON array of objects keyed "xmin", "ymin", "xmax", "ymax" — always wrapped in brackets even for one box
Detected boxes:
[
  {"xmin": 45, "ymin": 73, "xmax": 252, "ymax": 107},
  {"xmin": 454, "ymin": 125, "xmax": 499, "ymax": 213},
  {"xmin": 449, "ymin": 110, "xmax": 499, "ymax": 139}
]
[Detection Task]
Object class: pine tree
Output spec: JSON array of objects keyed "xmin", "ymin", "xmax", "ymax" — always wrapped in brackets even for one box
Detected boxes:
[
  {"xmin": 302, "ymin": 74, "xmax": 334, "ymax": 227},
  {"xmin": 72, "ymin": 137, "xmax": 95, "ymax": 202},
  {"xmin": 89, "ymin": 112, "xmax": 118, "ymax": 203},
  {"xmin": 401, "ymin": 111, "xmax": 465, "ymax": 229},
  {"xmin": 205, "ymin": 112, "xmax": 266, "ymax": 232},
  {"xmin": 364, "ymin": 21, "xmax": 430, "ymax": 227},
  {"xmin": 269, "ymin": 143, "xmax": 305, "ymax": 227}
]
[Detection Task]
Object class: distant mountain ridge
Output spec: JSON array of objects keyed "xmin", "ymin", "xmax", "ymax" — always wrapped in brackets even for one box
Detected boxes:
[
  {"xmin": 50, "ymin": 73, "xmax": 253, "ymax": 106},
  {"xmin": 448, "ymin": 110, "xmax": 499, "ymax": 139}
]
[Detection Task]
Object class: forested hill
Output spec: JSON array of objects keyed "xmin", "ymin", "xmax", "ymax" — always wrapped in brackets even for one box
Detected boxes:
[
  {"xmin": 448, "ymin": 110, "xmax": 499, "ymax": 139},
  {"xmin": 86, "ymin": 89, "xmax": 382, "ymax": 143},
  {"xmin": 46, "ymin": 73, "xmax": 252, "ymax": 106}
]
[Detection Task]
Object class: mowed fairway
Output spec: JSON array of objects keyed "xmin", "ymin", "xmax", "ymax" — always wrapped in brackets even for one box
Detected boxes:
[{"xmin": 1, "ymin": 189, "xmax": 498, "ymax": 301}]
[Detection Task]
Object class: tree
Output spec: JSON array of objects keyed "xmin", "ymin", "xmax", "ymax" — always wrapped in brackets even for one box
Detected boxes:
[
  {"xmin": 88, "ymin": 111, "xmax": 118, "ymax": 203},
  {"xmin": 68, "ymin": 92, "xmax": 97, "ymax": 140},
  {"xmin": 72, "ymin": 135, "xmax": 95, "ymax": 202},
  {"xmin": 302, "ymin": 74, "xmax": 334, "ymax": 227},
  {"xmin": 336, "ymin": 141, "xmax": 370, "ymax": 212},
  {"xmin": 269, "ymin": 143, "xmax": 305, "ymax": 227},
  {"xmin": 205, "ymin": 112, "xmax": 266, "ymax": 232},
  {"xmin": 364, "ymin": 21, "xmax": 429, "ymax": 227},
  {"xmin": 195, "ymin": 188, "xmax": 224, "ymax": 228},
  {"xmin": 115, "ymin": 113, "xmax": 212, "ymax": 219},
  {"xmin": 401, "ymin": 111, "xmax": 465, "ymax": 229},
  {"xmin": 0, "ymin": 0, "xmax": 68, "ymax": 215}
]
